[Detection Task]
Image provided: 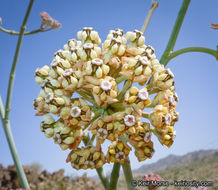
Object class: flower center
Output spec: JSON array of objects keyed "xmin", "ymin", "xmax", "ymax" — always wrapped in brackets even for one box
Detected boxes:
[
  {"xmin": 92, "ymin": 58, "xmax": 103, "ymax": 66},
  {"xmin": 70, "ymin": 106, "xmax": 81, "ymax": 118},
  {"xmin": 138, "ymin": 89, "xmax": 149, "ymax": 100},
  {"xmin": 124, "ymin": 115, "xmax": 136, "ymax": 127},
  {"xmin": 100, "ymin": 80, "xmax": 112, "ymax": 91}
]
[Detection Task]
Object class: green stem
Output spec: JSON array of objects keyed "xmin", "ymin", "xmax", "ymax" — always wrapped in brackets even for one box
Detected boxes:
[
  {"xmin": 117, "ymin": 80, "xmax": 132, "ymax": 100},
  {"xmin": 0, "ymin": 95, "xmax": 5, "ymax": 121},
  {"xmin": 0, "ymin": 27, "xmax": 52, "ymax": 35},
  {"xmin": 2, "ymin": 0, "xmax": 35, "ymax": 188},
  {"xmin": 122, "ymin": 158, "xmax": 136, "ymax": 190},
  {"xmin": 142, "ymin": 112, "xmax": 150, "ymax": 119},
  {"xmin": 96, "ymin": 167, "xmax": 110, "ymax": 190},
  {"xmin": 141, "ymin": 1, "xmax": 159, "ymax": 35},
  {"xmin": 160, "ymin": 0, "xmax": 191, "ymax": 66},
  {"xmin": 169, "ymin": 46, "xmax": 218, "ymax": 61},
  {"xmin": 77, "ymin": 90, "xmax": 96, "ymax": 105},
  {"xmin": 115, "ymin": 76, "xmax": 126, "ymax": 84},
  {"xmin": 5, "ymin": 0, "xmax": 34, "ymax": 121},
  {"xmin": 108, "ymin": 163, "xmax": 121, "ymax": 190}
]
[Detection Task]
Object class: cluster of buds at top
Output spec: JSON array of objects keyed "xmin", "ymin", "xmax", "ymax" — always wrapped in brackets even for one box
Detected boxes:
[
  {"xmin": 34, "ymin": 27, "xmax": 179, "ymax": 170},
  {"xmin": 40, "ymin": 12, "xmax": 61, "ymax": 29}
]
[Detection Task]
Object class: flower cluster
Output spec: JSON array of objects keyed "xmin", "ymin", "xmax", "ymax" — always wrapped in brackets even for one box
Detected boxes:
[{"xmin": 34, "ymin": 27, "xmax": 179, "ymax": 170}]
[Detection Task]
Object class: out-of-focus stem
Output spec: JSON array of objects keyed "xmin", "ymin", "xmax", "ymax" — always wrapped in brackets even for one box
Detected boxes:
[
  {"xmin": 160, "ymin": 0, "xmax": 191, "ymax": 66},
  {"xmin": 0, "ymin": 27, "xmax": 52, "ymax": 35},
  {"xmin": 142, "ymin": 112, "xmax": 150, "ymax": 119},
  {"xmin": 141, "ymin": 0, "xmax": 159, "ymax": 35},
  {"xmin": 2, "ymin": 0, "xmax": 35, "ymax": 188},
  {"xmin": 122, "ymin": 158, "xmax": 136, "ymax": 190},
  {"xmin": 96, "ymin": 167, "xmax": 110, "ymax": 190},
  {"xmin": 108, "ymin": 163, "xmax": 121, "ymax": 190}
]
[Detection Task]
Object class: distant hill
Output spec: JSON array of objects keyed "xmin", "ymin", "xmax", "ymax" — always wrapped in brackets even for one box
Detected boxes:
[
  {"xmin": 134, "ymin": 149, "xmax": 218, "ymax": 173},
  {"xmin": 117, "ymin": 149, "xmax": 218, "ymax": 190}
]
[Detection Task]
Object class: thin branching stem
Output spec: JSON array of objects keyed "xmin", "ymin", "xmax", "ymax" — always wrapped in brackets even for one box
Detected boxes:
[
  {"xmin": 141, "ymin": 0, "xmax": 159, "ymax": 35},
  {"xmin": 1, "ymin": 0, "xmax": 35, "ymax": 188},
  {"xmin": 0, "ymin": 27, "xmax": 53, "ymax": 35},
  {"xmin": 168, "ymin": 46, "xmax": 218, "ymax": 61},
  {"xmin": 160, "ymin": 0, "xmax": 191, "ymax": 66},
  {"xmin": 0, "ymin": 95, "xmax": 5, "ymax": 121},
  {"xmin": 76, "ymin": 90, "xmax": 96, "ymax": 105}
]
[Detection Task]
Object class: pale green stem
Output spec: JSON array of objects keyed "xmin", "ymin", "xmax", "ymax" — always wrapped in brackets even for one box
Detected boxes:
[
  {"xmin": 141, "ymin": 0, "xmax": 159, "ymax": 35},
  {"xmin": 77, "ymin": 90, "xmax": 96, "ymax": 105},
  {"xmin": 5, "ymin": 0, "xmax": 34, "ymax": 121},
  {"xmin": 142, "ymin": 112, "xmax": 150, "ymax": 119},
  {"xmin": 0, "ymin": 95, "xmax": 5, "ymax": 121},
  {"xmin": 0, "ymin": 27, "xmax": 53, "ymax": 36},
  {"xmin": 160, "ymin": 0, "xmax": 191, "ymax": 66},
  {"xmin": 117, "ymin": 80, "xmax": 132, "ymax": 100},
  {"xmin": 96, "ymin": 167, "xmax": 110, "ymax": 190},
  {"xmin": 2, "ymin": 0, "xmax": 35, "ymax": 188},
  {"xmin": 83, "ymin": 111, "xmax": 102, "ymax": 130},
  {"xmin": 168, "ymin": 47, "xmax": 218, "ymax": 62},
  {"xmin": 108, "ymin": 163, "xmax": 121, "ymax": 190},
  {"xmin": 122, "ymin": 158, "xmax": 136, "ymax": 190},
  {"xmin": 115, "ymin": 76, "xmax": 126, "ymax": 84},
  {"xmin": 88, "ymin": 134, "xmax": 96, "ymax": 145}
]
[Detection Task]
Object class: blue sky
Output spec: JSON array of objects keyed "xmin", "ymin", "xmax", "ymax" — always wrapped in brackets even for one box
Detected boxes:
[{"xmin": 0, "ymin": 0, "xmax": 218, "ymax": 177}]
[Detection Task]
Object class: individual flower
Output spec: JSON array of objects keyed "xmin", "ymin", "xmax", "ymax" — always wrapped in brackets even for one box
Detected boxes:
[
  {"xmin": 66, "ymin": 146, "xmax": 106, "ymax": 170},
  {"xmin": 150, "ymin": 64, "xmax": 175, "ymax": 91},
  {"xmin": 125, "ymin": 29, "xmax": 145, "ymax": 47},
  {"xmin": 83, "ymin": 76, "xmax": 119, "ymax": 106},
  {"xmin": 106, "ymin": 140, "xmax": 131, "ymax": 163},
  {"xmin": 124, "ymin": 86, "xmax": 151, "ymax": 113},
  {"xmin": 128, "ymin": 122, "xmax": 152, "ymax": 148},
  {"xmin": 77, "ymin": 27, "xmax": 101, "ymax": 45},
  {"xmin": 152, "ymin": 90, "xmax": 178, "ymax": 108},
  {"xmin": 134, "ymin": 141, "xmax": 155, "ymax": 162},
  {"xmin": 83, "ymin": 58, "xmax": 110, "ymax": 79},
  {"xmin": 120, "ymin": 55, "xmax": 152, "ymax": 85}
]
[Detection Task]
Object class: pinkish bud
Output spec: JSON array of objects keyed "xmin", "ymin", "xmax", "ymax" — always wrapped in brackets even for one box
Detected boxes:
[{"xmin": 40, "ymin": 12, "xmax": 61, "ymax": 29}]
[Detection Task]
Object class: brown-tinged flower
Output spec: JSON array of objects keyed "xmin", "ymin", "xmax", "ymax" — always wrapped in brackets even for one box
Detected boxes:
[
  {"xmin": 134, "ymin": 141, "xmax": 155, "ymax": 162},
  {"xmin": 66, "ymin": 146, "xmax": 106, "ymax": 170},
  {"xmin": 106, "ymin": 140, "xmax": 131, "ymax": 163}
]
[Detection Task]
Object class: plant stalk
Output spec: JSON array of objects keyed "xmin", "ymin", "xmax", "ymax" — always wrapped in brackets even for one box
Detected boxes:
[
  {"xmin": 160, "ymin": 0, "xmax": 191, "ymax": 66},
  {"xmin": 0, "ymin": 27, "xmax": 52, "ymax": 36},
  {"xmin": 2, "ymin": 0, "xmax": 35, "ymax": 188},
  {"xmin": 122, "ymin": 158, "xmax": 136, "ymax": 190},
  {"xmin": 141, "ymin": 0, "xmax": 159, "ymax": 35},
  {"xmin": 169, "ymin": 46, "xmax": 218, "ymax": 61},
  {"xmin": 96, "ymin": 167, "xmax": 110, "ymax": 190},
  {"xmin": 108, "ymin": 163, "xmax": 121, "ymax": 190}
]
